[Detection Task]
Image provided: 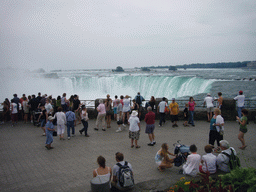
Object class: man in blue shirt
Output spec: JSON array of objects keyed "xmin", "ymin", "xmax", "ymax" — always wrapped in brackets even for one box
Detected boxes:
[{"xmin": 66, "ymin": 109, "xmax": 76, "ymax": 140}]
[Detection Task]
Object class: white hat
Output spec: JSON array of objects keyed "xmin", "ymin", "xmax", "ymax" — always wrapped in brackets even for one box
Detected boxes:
[
  {"xmin": 48, "ymin": 116, "xmax": 55, "ymax": 121},
  {"xmin": 131, "ymin": 110, "xmax": 138, "ymax": 117},
  {"xmin": 207, "ymin": 93, "xmax": 211, "ymax": 96}
]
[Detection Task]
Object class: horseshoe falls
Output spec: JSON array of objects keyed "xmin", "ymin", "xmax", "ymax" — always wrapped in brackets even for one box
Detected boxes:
[{"xmin": 61, "ymin": 75, "xmax": 214, "ymax": 100}]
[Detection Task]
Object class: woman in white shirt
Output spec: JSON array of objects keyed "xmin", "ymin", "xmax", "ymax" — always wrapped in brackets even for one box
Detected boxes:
[
  {"xmin": 122, "ymin": 95, "xmax": 131, "ymax": 126},
  {"xmin": 200, "ymin": 145, "xmax": 216, "ymax": 174},
  {"xmin": 183, "ymin": 144, "xmax": 201, "ymax": 177},
  {"xmin": 54, "ymin": 107, "xmax": 66, "ymax": 140}
]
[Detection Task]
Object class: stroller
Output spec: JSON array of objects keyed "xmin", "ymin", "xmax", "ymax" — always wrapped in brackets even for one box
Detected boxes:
[{"xmin": 173, "ymin": 140, "xmax": 190, "ymax": 167}]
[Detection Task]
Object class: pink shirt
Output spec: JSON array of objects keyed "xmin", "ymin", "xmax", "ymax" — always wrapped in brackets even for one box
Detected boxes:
[
  {"xmin": 97, "ymin": 103, "xmax": 106, "ymax": 115},
  {"xmin": 188, "ymin": 101, "xmax": 195, "ymax": 111}
]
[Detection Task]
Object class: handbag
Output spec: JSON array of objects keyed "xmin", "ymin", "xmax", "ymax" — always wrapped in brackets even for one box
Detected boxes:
[
  {"xmin": 164, "ymin": 106, "xmax": 169, "ymax": 114},
  {"xmin": 53, "ymin": 131, "xmax": 57, "ymax": 136}
]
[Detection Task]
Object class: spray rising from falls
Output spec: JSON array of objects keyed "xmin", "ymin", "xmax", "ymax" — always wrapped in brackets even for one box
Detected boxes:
[{"xmin": 67, "ymin": 75, "xmax": 214, "ymax": 100}]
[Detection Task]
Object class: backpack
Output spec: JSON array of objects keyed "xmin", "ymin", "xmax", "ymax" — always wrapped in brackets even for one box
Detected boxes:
[
  {"xmin": 117, "ymin": 161, "xmax": 134, "ymax": 188},
  {"xmin": 136, "ymin": 95, "xmax": 142, "ymax": 106},
  {"xmin": 222, "ymin": 148, "xmax": 241, "ymax": 170}
]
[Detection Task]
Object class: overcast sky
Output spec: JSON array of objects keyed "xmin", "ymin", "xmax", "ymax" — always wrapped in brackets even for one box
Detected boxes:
[{"xmin": 1, "ymin": 0, "xmax": 256, "ymax": 71}]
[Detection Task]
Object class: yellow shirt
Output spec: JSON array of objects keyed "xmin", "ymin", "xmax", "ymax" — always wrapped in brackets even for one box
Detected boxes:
[{"xmin": 169, "ymin": 102, "xmax": 179, "ymax": 115}]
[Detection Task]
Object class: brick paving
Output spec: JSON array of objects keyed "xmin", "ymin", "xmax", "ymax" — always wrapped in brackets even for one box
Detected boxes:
[{"xmin": 0, "ymin": 119, "xmax": 255, "ymax": 192}]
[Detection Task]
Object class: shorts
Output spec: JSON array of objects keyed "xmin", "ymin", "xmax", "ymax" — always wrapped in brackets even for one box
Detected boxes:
[
  {"xmin": 129, "ymin": 131, "xmax": 140, "ymax": 140},
  {"xmin": 57, "ymin": 124, "xmax": 65, "ymax": 135},
  {"xmin": 207, "ymin": 107, "xmax": 214, "ymax": 113},
  {"xmin": 117, "ymin": 120, "xmax": 123, "ymax": 125},
  {"xmin": 171, "ymin": 115, "xmax": 178, "ymax": 122},
  {"xmin": 11, "ymin": 113, "xmax": 18, "ymax": 122},
  {"xmin": 145, "ymin": 124, "xmax": 155, "ymax": 134},
  {"xmin": 75, "ymin": 110, "xmax": 80, "ymax": 119},
  {"xmin": 240, "ymin": 128, "xmax": 248, "ymax": 134},
  {"xmin": 138, "ymin": 106, "xmax": 143, "ymax": 112},
  {"xmin": 156, "ymin": 161, "xmax": 162, "ymax": 166},
  {"xmin": 113, "ymin": 107, "xmax": 117, "ymax": 114}
]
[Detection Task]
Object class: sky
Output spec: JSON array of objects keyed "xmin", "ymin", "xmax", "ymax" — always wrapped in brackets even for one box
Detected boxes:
[{"xmin": 1, "ymin": 0, "xmax": 256, "ymax": 71}]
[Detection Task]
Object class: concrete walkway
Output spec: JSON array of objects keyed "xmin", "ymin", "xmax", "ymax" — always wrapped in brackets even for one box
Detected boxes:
[{"xmin": 0, "ymin": 119, "xmax": 255, "ymax": 192}]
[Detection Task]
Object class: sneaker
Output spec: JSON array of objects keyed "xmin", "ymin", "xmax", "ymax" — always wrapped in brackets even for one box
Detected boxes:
[
  {"xmin": 94, "ymin": 128, "xmax": 99, "ymax": 131},
  {"xmin": 68, "ymin": 137, "xmax": 71, "ymax": 140},
  {"xmin": 79, "ymin": 130, "xmax": 82, "ymax": 135},
  {"xmin": 31, "ymin": 120, "xmax": 33, "ymax": 123},
  {"xmin": 122, "ymin": 124, "xmax": 126, "ymax": 127},
  {"xmin": 116, "ymin": 129, "xmax": 122, "ymax": 133},
  {"xmin": 42, "ymin": 133, "xmax": 46, "ymax": 136},
  {"xmin": 102, "ymin": 128, "xmax": 106, "ymax": 131},
  {"xmin": 85, "ymin": 135, "xmax": 90, "ymax": 137},
  {"xmin": 159, "ymin": 124, "xmax": 161, "ymax": 127},
  {"xmin": 72, "ymin": 134, "xmax": 75, "ymax": 137},
  {"xmin": 152, "ymin": 141, "xmax": 156, "ymax": 145},
  {"xmin": 148, "ymin": 143, "xmax": 154, "ymax": 146}
]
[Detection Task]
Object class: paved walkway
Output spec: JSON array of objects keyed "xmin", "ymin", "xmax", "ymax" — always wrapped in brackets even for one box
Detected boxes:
[{"xmin": 0, "ymin": 119, "xmax": 255, "ymax": 192}]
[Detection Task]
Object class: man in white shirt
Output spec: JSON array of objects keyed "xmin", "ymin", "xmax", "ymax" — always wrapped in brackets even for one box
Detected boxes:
[
  {"xmin": 204, "ymin": 93, "xmax": 214, "ymax": 122},
  {"xmin": 234, "ymin": 90, "xmax": 245, "ymax": 118},
  {"xmin": 216, "ymin": 140, "xmax": 237, "ymax": 173},
  {"xmin": 157, "ymin": 97, "xmax": 168, "ymax": 127}
]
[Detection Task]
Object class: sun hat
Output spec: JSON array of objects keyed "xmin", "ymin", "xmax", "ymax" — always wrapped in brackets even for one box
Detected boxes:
[
  {"xmin": 207, "ymin": 93, "xmax": 211, "ymax": 96},
  {"xmin": 131, "ymin": 110, "xmax": 138, "ymax": 117}
]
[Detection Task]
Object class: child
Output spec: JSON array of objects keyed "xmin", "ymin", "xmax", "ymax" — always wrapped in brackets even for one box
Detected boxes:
[
  {"xmin": 183, "ymin": 103, "xmax": 189, "ymax": 127},
  {"xmin": 183, "ymin": 144, "xmax": 201, "ymax": 176},
  {"xmin": 116, "ymin": 100, "xmax": 125, "ymax": 132},
  {"xmin": 200, "ymin": 145, "xmax": 216, "ymax": 174}
]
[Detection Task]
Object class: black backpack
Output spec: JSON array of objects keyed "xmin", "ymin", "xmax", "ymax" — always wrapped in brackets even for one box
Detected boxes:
[
  {"xmin": 117, "ymin": 161, "xmax": 134, "ymax": 188},
  {"xmin": 136, "ymin": 95, "xmax": 142, "ymax": 106},
  {"xmin": 222, "ymin": 148, "xmax": 241, "ymax": 170}
]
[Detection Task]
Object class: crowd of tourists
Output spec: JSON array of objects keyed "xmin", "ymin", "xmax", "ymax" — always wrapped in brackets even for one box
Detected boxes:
[{"xmin": 1, "ymin": 90, "xmax": 248, "ymax": 191}]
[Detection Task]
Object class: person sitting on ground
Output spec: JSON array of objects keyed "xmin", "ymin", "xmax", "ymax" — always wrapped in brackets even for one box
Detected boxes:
[
  {"xmin": 199, "ymin": 145, "xmax": 217, "ymax": 174},
  {"xmin": 155, "ymin": 143, "xmax": 175, "ymax": 172},
  {"xmin": 182, "ymin": 144, "xmax": 201, "ymax": 177},
  {"xmin": 92, "ymin": 156, "xmax": 112, "ymax": 191},
  {"xmin": 145, "ymin": 106, "xmax": 156, "ymax": 146},
  {"xmin": 216, "ymin": 140, "xmax": 237, "ymax": 173},
  {"xmin": 111, "ymin": 152, "xmax": 134, "ymax": 191}
]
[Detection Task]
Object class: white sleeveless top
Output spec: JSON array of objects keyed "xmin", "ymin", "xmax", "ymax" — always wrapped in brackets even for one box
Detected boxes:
[{"xmin": 94, "ymin": 167, "xmax": 111, "ymax": 184}]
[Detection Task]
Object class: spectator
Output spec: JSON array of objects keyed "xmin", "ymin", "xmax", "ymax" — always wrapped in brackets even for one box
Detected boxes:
[
  {"xmin": 157, "ymin": 97, "xmax": 168, "ymax": 127},
  {"xmin": 28, "ymin": 95, "xmax": 39, "ymax": 123},
  {"xmin": 45, "ymin": 99, "xmax": 53, "ymax": 115},
  {"xmin": 73, "ymin": 95, "xmax": 81, "ymax": 126},
  {"xmin": 204, "ymin": 93, "xmax": 214, "ymax": 122},
  {"xmin": 183, "ymin": 103, "xmax": 189, "ymax": 127},
  {"xmin": 217, "ymin": 92, "xmax": 223, "ymax": 109},
  {"xmin": 199, "ymin": 145, "xmax": 216, "ymax": 174},
  {"xmin": 155, "ymin": 143, "xmax": 175, "ymax": 172},
  {"xmin": 145, "ymin": 106, "xmax": 156, "ymax": 146},
  {"xmin": 94, "ymin": 99, "xmax": 106, "ymax": 131},
  {"xmin": 236, "ymin": 109, "xmax": 248, "ymax": 150},
  {"xmin": 122, "ymin": 95, "xmax": 131, "ymax": 126},
  {"xmin": 113, "ymin": 95, "xmax": 119, "ymax": 121},
  {"xmin": 45, "ymin": 116, "xmax": 55, "ymax": 150},
  {"xmin": 188, "ymin": 97, "xmax": 196, "ymax": 126},
  {"xmin": 54, "ymin": 107, "xmax": 66, "ymax": 140},
  {"xmin": 134, "ymin": 92, "xmax": 145, "ymax": 119},
  {"xmin": 111, "ymin": 152, "xmax": 134, "ymax": 191},
  {"xmin": 128, "ymin": 110, "xmax": 140, "ymax": 148},
  {"xmin": 234, "ymin": 90, "xmax": 245, "ymax": 118},
  {"xmin": 169, "ymin": 98, "xmax": 179, "ymax": 127},
  {"xmin": 22, "ymin": 97, "xmax": 29, "ymax": 124},
  {"xmin": 2, "ymin": 98, "xmax": 10, "ymax": 123},
  {"xmin": 131, "ymin": 99, "xmax": 139, "ymax": 112},
  {"xmin": 10, "ymin": 99, "xmax": 18, "ymax": 126},
  {"xmin": 148, "ymin": 96, "xmax": 156, "ymax": 111},
  {"xmin": 38, "ymin": 106, "xmax": 48, "ymax": 136},
  {"xmin": 183, "ymin": 144, "xmax": 201, "ymax": 177},
  {"xmin": 209, "ymin": 108, "xmax": 224, "ymax": 152},
  {"xmin": 216, "ymin": 140, "xmax": 237, "ymax": 172},
  {"xmin": 116, "ymin": 100, "xmax": 125, "ymax": 133},
  {"xmin": 79, "ymin": 105, "xmax": 90, "ymax": 137},
  {"xmin": 61, "ymin": 93, "xmax": 69, "ymax": 112},
  {"xmin": 66, "ymin": 108, "xmax": 76, "ymax": 140},
  {"xmin": 105, "ymin": 94, "xmax": 112, "ymax": 128}
]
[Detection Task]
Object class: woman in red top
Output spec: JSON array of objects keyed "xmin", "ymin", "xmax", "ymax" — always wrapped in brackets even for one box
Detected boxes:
[{"xmin": 188, "ymin": 97, "xmax": 196, "ymax": 126}]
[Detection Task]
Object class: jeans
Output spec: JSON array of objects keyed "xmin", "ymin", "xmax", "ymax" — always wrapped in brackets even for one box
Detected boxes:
[
  {"xmin": 81, "ymin": 120, "xmax": 88, "ymax": 135},
  {"xmin": 237, "ymin": 107, "xmax": 244, "ymax": 118},
  {"xmin": 67, "ymin": 121, "xmax": 75, "ymax": 137},
  {"xmin": 159, "ymin": 113, "xmax": 165, "ymax": 126},
  {"xmin": 188, "ymin": 111, "xmax": 194, "ymax": 126}
]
